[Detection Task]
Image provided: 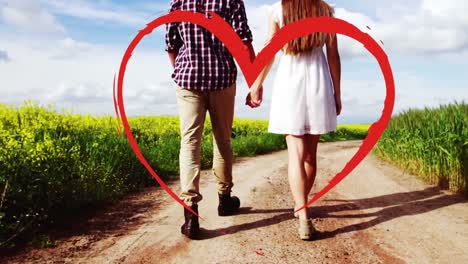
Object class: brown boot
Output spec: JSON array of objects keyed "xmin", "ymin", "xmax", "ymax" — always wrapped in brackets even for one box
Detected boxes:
[
  {"xmin": 181, "ymin": 204, "xmax": 199, "ymax": 239},
  {"xmin": 218, "ymin": 193, "xmax": 240, "ymax": 216}
]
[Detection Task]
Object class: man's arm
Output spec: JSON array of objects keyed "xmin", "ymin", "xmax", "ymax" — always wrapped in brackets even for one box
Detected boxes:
[
  {"xmin": 230, "ymin": 0, "xmax": 253, "ymax": 44},
  {"xmin": 231, "ymin": 0, "xmax": 255, "ymax": 63},
  {"xmin": 166, "ymin": 24, "xmax": 182, "ymax": 68},
  {"xmin": 165, "ymin": 0, "xmax": 182, "ymax": 68},
  {"xmin": 245, "ymin": 42, "xmax": 256, "ymax": 63},
  {"xmin": 168, "ymin": 52, "xmax": 178, "ymax": 68}
]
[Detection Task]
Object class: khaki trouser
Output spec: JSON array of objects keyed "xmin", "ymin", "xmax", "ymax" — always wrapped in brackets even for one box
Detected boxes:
[{"xmin": 176, "ymin": 84, "xmax": 236, "ymax": 206}]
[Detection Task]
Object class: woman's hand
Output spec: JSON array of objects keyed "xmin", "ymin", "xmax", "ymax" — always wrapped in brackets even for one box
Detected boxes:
[
  {"xmin": 246, "ymin": 85, "xmax": 263, "ymax": 108},
  {"xmin": 335, "ymin": 94, "xmax": 342, "ymax": 116}
]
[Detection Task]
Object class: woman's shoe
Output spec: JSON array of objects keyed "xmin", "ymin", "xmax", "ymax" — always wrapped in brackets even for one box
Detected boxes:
[
  {"xmin": 294, "ymin": 207, "xmax": 299, "ymax": 218},
  {"xmin": 293, "ymin": 206, "xmax": 309, "ymax": 218},
  {"xmin": 298, "ymin": 218, "xmax": 316, "ymax": 240}
]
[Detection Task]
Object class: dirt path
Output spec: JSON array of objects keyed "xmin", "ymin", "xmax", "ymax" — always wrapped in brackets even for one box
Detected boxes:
[{"xmin": 3, "ymin": 141, "xmax": 468, "ymax": 263}]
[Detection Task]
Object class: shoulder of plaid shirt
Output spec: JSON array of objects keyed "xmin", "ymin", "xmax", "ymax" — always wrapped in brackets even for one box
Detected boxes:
[
  {"xmin": 166, "ymin": 0, "xmax": 255, "ymax": 93},
  {"xmin": 165, "ymin": 0, "xmax": 257, "ymax": 71}
]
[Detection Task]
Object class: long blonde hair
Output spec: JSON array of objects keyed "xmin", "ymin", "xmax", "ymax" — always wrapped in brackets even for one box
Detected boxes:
[{"xmin": 282, "ymin": 0, "xmax": 335, "ymax": 55}]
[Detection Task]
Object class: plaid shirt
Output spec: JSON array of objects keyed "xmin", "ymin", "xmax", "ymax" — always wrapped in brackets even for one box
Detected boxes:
[{"xmin": 165, "ymin": 0, "xmax": 253, "ymax": 91}]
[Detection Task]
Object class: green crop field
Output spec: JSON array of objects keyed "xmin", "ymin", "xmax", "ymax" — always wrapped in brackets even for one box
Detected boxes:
[
  {"xmin": 0, "ymin": 102, "xmax": 368, "ymax": 249},
  {"xmin": 338, "ymin": 124, "xmax": 370, "ymax": 131},
  {"xmin": 375, "ymin": 102, "xmax": 467, "ymax": 194}
]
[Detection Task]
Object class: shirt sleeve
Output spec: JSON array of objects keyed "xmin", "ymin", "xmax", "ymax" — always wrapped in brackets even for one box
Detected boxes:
[
  {"xmin": 165, "ymin": 0, "xmax": 183, "ymax": 53},
  {"xmin": 230, "ymin": 0, "xmax": 253, "ymax": 43}
]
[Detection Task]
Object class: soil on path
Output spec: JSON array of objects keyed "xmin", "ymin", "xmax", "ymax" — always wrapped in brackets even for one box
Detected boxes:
[{"xmin": 2, "ymin": 141, "xmax": 468, "ymax": 264}]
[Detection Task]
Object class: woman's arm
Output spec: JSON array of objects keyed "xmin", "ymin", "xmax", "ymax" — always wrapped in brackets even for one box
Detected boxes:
[
  {"xmin": 326, "ymin": 35, "xmax": 342, "ymax": 115},
  {"xmin": 247, "ymin": 14, "xmax": 280, "ymax": 107}
]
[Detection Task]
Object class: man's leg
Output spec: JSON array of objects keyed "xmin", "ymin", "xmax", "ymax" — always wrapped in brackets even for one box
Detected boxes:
[
  {"xmin": 207, "ymin": 83, "xmax": 235, "ymax": 194},
  {"xmin": 207, "ymin": 84, "xmax": 240, "ymax": 216},
  {"xmin": 176, "ymin": 86, "xmax": 206, "ymax": 206}
]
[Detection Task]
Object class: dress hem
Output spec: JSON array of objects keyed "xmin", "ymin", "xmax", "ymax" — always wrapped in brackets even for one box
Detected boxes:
[{"xmin": 268, "ymin": 127, "xmax": 337, "ymax": 136}]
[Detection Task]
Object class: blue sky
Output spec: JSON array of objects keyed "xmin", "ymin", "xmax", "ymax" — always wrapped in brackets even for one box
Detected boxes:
[{"xmin": 0, "ymin": 0, "xmax": 467, "ymax": 123}]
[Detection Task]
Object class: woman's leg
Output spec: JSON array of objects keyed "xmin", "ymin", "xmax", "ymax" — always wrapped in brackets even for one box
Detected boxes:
[
  {"xmin": 285, "ymin": 135, "xmax": 309, "ymax": 220},
  {"xmin": 304, "ymin": 134, "xmax": 320, "ymax": 201}
]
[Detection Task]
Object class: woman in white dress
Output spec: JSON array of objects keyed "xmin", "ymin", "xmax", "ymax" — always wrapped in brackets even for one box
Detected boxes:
[{"xmin": 246, "ymin": 0, "xmax": 342, "ymax": 240}]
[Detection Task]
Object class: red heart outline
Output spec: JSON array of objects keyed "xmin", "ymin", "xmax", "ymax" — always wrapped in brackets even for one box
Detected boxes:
[{"xmin": 115, "ymin": 11, "xmax": 395, "ymax": 217}]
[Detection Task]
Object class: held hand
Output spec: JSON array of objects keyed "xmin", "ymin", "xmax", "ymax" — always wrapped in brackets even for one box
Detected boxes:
[
  {"xmin": 335, "ymin": 95, "xmax": 342, "ymax": 116},
  {"xmin": 245, "ymin": 93, "xmax": 254, "ymax": 108},
  {"xmin": 245, "ymin": 85, "xmax": 263, "ymax": 108}
]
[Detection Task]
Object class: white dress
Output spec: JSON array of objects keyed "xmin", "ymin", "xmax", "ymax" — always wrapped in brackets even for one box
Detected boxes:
[{"xmin": 268, "ymin": 2, "xmax": 337, "ymax": 135}]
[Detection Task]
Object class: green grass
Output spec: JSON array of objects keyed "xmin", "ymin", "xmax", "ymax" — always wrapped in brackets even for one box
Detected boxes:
[
  {"xmin": 320, "ymin": 124, "xmax": 369, "ymax": 142},
  {"xmin": 0, "ymin": 102, "xmax": 368, "ymax": 250},
  {"xmin": 374, "ymin": 102, "xmax": 467, "ymax": 194}
]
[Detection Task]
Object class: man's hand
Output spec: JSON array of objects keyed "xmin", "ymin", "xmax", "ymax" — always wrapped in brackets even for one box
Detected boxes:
[
  {"xmin": 335, "ymin": 94, "xmax": 342, "ymax": 116},
  {"xmin": 245, "ymin": 85, "xmax": 263, "ymax": 108}
]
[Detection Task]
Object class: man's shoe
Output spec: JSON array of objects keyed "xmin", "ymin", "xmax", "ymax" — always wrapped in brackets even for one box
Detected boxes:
[
  {"xmin": 218, "ymin": 193, "xmax": 240, "ymax": 216},
  {"xmin": 181, "ymin": 204, "xmax": 200, "ymax": 239}
]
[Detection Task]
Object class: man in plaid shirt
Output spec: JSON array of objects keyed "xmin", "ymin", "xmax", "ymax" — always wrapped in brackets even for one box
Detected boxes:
[{"xmin": 166, "ymin": 0, "xmax": 258, "ymax": 239}]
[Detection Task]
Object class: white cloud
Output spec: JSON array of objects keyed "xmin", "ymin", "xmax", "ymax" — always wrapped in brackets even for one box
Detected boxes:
[
  {"xmin": 0, "ymin": 36, "xmax": 176, "ymax": 116},
  {"xmin": 1, "ymin": 0, "xmax": 467, "ymax": 124},
  {"xmin": 421, "ymin": 0, "xmax": 468, "ymax": 23},
  {"xmin": 50, "ymin": 38, "xmax": 94, "ymax": 60},
  {"xmin": 391, "ymin": 71, "xmax": 468, "ymax": 113},
  {"xmin": 0, "ymin": 50, "xmax": 9, "ymax": 62},
  {"xmin": 245, "ymin": 4, "xmax": 272, "ymax": 51},
  {"xmin": 41, "ymin": 0, "xmax": 157, "ymax": 27},
  {"xmin": 335, "ymin": 0, "xmax": 468, "ymax": 56},
  {"xmin": 48, "ymin": 82, "xmax": 109, "ymax": 103},
  {"xmin": 333, "ymin": 8, "xmax": 376, "ymax": 58},
  {"xmin": 0, "ymin": 0, "xmax": 65, "ymax": 33}
]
